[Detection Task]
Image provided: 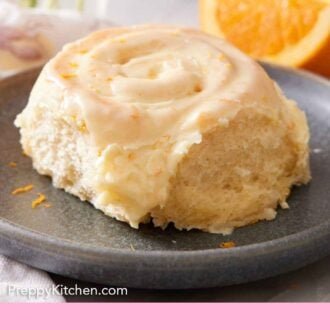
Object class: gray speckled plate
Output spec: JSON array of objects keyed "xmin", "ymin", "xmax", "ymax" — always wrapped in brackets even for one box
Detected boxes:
[{"xmin": 0, "ymin": 64, "xmax": 329, "ymax": 289}]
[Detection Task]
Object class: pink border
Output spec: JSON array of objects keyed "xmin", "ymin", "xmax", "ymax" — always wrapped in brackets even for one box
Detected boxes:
[{"xmin": 0, "ymin": 303, "xmax": 328, "ymax": 329}]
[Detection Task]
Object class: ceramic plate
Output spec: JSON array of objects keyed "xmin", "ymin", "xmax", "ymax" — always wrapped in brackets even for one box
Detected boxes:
[{"xmin": 0, "ymin": 64, "xmax": 329, "ymax": 289}]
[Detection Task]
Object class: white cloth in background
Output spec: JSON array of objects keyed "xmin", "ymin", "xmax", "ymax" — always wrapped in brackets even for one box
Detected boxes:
[
  {"xmin": 0, "ymin": 0, "xmax": 112, "ymax": 78},
  {"xmin": 0, "ymin": 255, "xmax": 65, "ymax": 302},
  {"xmin": 0, "ymin": 1, "xmax": 110, "ymax": 49}
]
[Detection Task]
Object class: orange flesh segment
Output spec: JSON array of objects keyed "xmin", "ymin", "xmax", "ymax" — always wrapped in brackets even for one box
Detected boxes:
[{"xmin": 216, "ymin": 0, "xmax": 327, "ymax": 57}]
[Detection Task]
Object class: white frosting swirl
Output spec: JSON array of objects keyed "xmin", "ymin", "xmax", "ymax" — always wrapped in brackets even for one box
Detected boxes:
[{"xmin": 44, "ymin": 25, "xmax": 285, "ymax": 226}]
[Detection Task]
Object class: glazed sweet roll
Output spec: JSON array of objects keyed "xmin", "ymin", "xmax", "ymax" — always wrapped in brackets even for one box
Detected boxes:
[{"xmin": 15, "ymin": 26, "xmax": 310, "ymax": 234}]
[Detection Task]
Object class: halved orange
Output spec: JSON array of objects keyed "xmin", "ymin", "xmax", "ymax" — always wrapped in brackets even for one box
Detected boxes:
[{"xmin": 199, "ymin": 0, "xmax": 330, "ymax": 76}]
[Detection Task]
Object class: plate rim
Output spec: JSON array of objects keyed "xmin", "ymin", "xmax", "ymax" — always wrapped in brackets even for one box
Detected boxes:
[{"xmin": 0, "ymin": 213, "xmax": 330, "ymax": 262}]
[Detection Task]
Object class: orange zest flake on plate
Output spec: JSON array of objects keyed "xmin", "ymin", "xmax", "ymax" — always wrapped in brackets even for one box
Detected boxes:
[
  {"xmin": 11, "ymin": 185, "xmax": 33, "ymax": 195},
  {"xmin": 219, "ymin": 241, "xmax": 236, "ymax": 249},
  {"xmin": 8, "ymin": 161, "xmax": 17, "ymax": 167},
  {"xmin": 32, "ymin": 193, "xmax": 47, "ymax": 209}
]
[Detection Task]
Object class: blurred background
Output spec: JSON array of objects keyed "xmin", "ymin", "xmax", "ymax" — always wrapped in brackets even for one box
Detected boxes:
[
  {"xmin": 0, "ymin": 0, "xmax": 196, "ymax": 77},
  {"xmin": 1, "ymin": 0, "xmax": 329, "ymax": 77},
  {"xmin": 10, "ymin": 0, "xmax": 197, "ymax": 24}
]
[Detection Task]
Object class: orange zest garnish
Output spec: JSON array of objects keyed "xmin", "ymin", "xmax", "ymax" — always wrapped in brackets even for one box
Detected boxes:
[
  {"xmin": 60, "ymin": 73, "xmax": 77, "ymax": 79},
  {"xmin": 218, "ymin": 53, "xmax": 225, "ymax": 61},
  {"xmin": 8, "ymin": 161, "xmax": 17, "ymax": 167},
  {"xmin": 78, "ymin": 122, "xmax": 88, "ymax": 133},
  {"xmin": 12, "ymin": 185, "xmax": 34, "ymax": 195},
  {"xmin": 69, "ymin": 62, "xmax": 78, "ymax": 68},
  {"xmin": 32, "ymin": 193, "xmax": 46, "ymax": 209},
  {"xmin": 148, "ymin": 69, "xmax": 157, "ymax": 79},
  {"xmin": 219, "ymin": 241, "xmax": 236, "ymax": 249}
]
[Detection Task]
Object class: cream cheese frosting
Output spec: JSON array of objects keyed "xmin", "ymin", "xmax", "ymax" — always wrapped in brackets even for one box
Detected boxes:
[{"xmin": 22, "ymin": 25, "xmax": 294, "ymax": 227}]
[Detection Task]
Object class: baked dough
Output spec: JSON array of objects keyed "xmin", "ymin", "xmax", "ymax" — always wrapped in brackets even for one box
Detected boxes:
[{"xmin": 15, "ymin": 26, "xmax": 310, "ymax": 234}]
